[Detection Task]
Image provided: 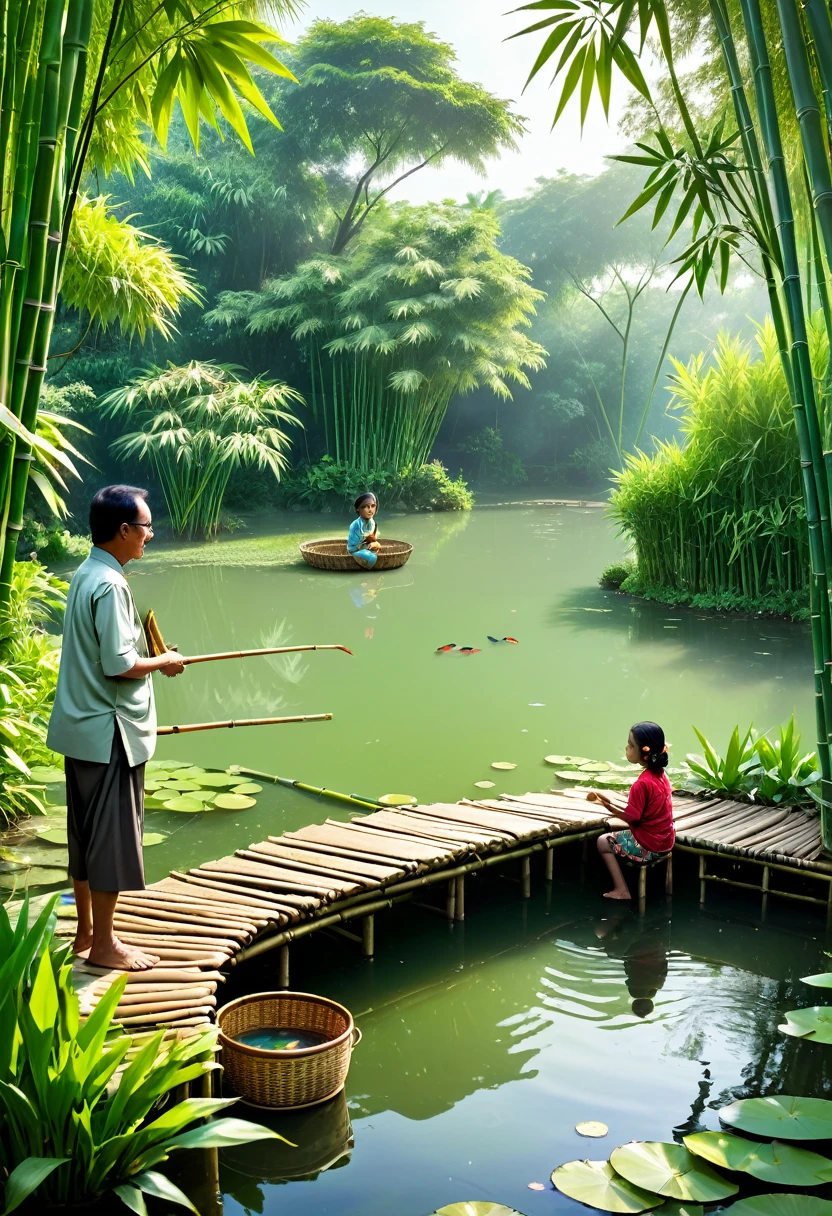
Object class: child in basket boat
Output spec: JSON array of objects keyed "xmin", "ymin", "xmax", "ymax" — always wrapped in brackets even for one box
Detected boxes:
[
  {"xmin": 594, "ymin": 721, "xmax": 675, "ymax": 901},
  {"xmin": 348, "ymin": 492, "xmax": 381, "ymax": 568}
]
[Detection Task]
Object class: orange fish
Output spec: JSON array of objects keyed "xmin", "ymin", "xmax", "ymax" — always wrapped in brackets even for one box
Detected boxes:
[
  {"xmin": 436, "ymin": 643, "xmax": 456, "ymax": 652},
  {"xmin": 459, "ymin": 646, "xmax": 481, "ymax": 654}
]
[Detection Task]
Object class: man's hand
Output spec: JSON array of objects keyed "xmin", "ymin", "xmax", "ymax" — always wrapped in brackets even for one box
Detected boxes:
[{"xmin": 160, "ymin": 651, "xmax": 185, "ymax": 677}]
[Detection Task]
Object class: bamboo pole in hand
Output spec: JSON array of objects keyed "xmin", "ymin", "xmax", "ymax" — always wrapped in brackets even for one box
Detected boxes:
[
  {"xmin": 158, "ymin": 714, "xmax": 332, "ymax": 735},
  {"xmin": 182, "ymin": 645, "xmax": 353, "ymax": 665}
]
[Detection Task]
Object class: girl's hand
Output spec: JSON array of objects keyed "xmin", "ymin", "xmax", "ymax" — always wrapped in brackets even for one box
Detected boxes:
[{"xmin": 369, "ymin": 541, "xmax": 381, "ymax": 551}]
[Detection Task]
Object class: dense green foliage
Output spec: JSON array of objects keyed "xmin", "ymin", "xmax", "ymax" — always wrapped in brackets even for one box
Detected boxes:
[
  {"xmin": 0, "ymin": 898, "xmax": 280, "ymax": 1212},
  {"xmin": 610, "ymin": 319, "xmax": 829, "ymax": 616},
  {"xmin": 682, "ymin": 716, "xmax": 821, "ymax": 807},
  {"xmin": 209, "ymin": 203, "xmax": 545, "ymax": 475},
  {"xmin": 282, "ymin": 457, "xmax": 473, "ymax": 512},
  {"xmin": 103, "ymin": 363, "xmax": 304, "ymax": 537}
]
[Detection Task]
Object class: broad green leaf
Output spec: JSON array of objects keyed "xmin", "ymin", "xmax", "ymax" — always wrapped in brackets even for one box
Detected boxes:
[
  {"xmin": 720, "ymin": 1096, "xmax": 832, "ymax": 1140},
  {"xmin": 156, "ymin": 1116, "xmax": 288, "ymax": 1153},
  {"xmin": 162, "ymin": 796, "xmax": 205, "ymax": 813},
  {"xmin": 197, "ymin": 772, "xmax": 242, "ymax": 787},
  {"xmin": 212, "ymin": 793, "xmax": 257, "ymax": 810},
  {"xmin": 551, "ymin": 1159, "xmax": 663, "ymax": 1212},
  {"xmin": 723, "ymin": 1197, "xmax": 832, "ymax": 1216},
  {"xmin": 113, "ymin": 1184, "xmax": 148, "ymax": 1215},
  {"xmin": 133, "ymin": 1170, "xmax": 196, "ymax": 1212},
  {"xmin": 2, "ymin": 1157, "xmax": 69, "ymax": 1214},
  {"xmin": 432, "ymin": 1206, "xmax": 528, "ymax": 1216},
  {"xmin": 683, "ymin": 1133, "xmax": 832, "ymax": 1186},
  {"xmin": 611, "ymin": 1142, "xmax": 737, "ymax": 1202},
  {"xmin": 779, "ymin": 1007, "xmax": 832, "ymax": 1043},
  {"xmin": 801, "ymin": 973, "xmax": 832, "ymax": 988}
]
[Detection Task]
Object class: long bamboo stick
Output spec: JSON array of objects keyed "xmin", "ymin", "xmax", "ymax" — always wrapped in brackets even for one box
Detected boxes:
[
  {"xmin": 181, "ymin": 644, "xmax": 352, "ymax": 665},
  {"xmin": 158, "ymin": 714, "xmax": 332, "ymax": 735},
  {"xmin": 230, "ymin": 766, "xmax": 382, "ymax": 810}
]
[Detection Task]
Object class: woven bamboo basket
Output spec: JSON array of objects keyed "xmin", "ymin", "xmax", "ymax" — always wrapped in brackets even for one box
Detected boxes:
[
  {"xmin": 299, "ymin": 538, "xmax": 412, "ymax": 571},
  {"xmin": 217, "ymin": 991, "xmax": 360, "ymax": 1109}
]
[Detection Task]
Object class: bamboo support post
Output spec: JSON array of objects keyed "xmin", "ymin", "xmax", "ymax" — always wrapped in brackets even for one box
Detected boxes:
[
  {"xmin": 362, "ymin": 914, "xmax": 375, "ymax": 959},
  {"xmin": 637, "ymin": 866, "xmax": 647, "ymax": 915},
  {"xmin": 762, "ymin": 865, "xmax": 770, "ymax": 918},
  {"xmin": 521, "ymin": 856, "xmax": 531, "ymax": 899},
  {"xmin": 826, "ymin": 878, "xmax": 832, "ymax": 930},
  {"xmin": 278, "ymin": 945, "xmax": 290, "ymax": 989},
  {"xmin": 665, "ymin": 854, "xmax": 673, "ymax": 895},
  {"xmin": 545, "ymin": 847, "xmax": 554, "ymax": 882},
  {"xmin": 454, "ymin": 874, "xmax": 465, "ymax": 921},
  {"xmin": 446, "ymin": 879, "xmax": 456, "ymax": 921},
  {"xmin": 699, "ymin": 856, "xmax": 707, "ymax": 904}
]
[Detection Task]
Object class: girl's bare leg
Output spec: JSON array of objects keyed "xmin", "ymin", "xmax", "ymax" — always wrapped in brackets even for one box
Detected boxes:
[{"xmin": 597, "ymin": 834, "xmax": 632, "ymax": 900}]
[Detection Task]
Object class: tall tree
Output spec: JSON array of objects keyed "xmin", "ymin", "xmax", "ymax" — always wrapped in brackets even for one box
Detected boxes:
[
  {"xmin": 0, "ymin": 0, "xmax": 298, "ymax": 612},
  {"xmin": 272, "ymin": 15, "xmax": 525, "ymax": 254}
]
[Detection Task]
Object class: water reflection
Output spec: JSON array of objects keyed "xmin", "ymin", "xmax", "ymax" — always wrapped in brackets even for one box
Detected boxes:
[{"xmin": 594, "ymin": 907, "xmax": 670, "ymax": 1018}]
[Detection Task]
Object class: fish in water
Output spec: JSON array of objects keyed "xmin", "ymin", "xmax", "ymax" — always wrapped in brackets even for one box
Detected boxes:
[
  {"xmin": 233, "ymin": 1026, "xmax": 327, "ymax": 1052},
  {"xmin": 487, "ymin": 635, "xmax": 519, "ymax": 644},
  {"xmin": 436, "ymin": 643, "xmax": 456, "ymax": 652},
  {"xmin": 459, "ymin": 646, "xmax": 481, "ymax": 654}
]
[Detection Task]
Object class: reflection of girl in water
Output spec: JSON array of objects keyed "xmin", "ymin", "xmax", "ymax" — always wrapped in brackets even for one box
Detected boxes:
[{"xmin": 594, "ymin": 909, "xmax": 670, "ymax": 1018}]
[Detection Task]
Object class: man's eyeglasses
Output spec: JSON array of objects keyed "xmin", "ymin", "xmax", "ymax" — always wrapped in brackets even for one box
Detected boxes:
[{"xmin": 130, "ymin": 521, "xmax": 154, "ymax": 536}]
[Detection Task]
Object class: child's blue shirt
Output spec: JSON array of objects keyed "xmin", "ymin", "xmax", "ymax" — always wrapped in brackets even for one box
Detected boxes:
[{"xmin": 348, "ymin": 516, "xmax": 377, "ymax": 554}]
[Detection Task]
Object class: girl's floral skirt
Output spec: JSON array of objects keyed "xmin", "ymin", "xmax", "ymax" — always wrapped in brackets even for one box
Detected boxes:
[{"xmin": 610, "ymin": 829, "xmax": 666, "ymax": 866}]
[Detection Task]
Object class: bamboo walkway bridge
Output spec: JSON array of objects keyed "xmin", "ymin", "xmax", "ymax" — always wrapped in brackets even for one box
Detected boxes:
[{"xmin": 72, "ymin": 788, "xmax": 832, "ymax": 1036}]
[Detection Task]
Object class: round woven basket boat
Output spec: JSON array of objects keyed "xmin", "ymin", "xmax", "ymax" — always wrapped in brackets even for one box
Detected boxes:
[
  {"xmin": 299, "ymin": 537, "xmax": 412, "ymax": 571},
  {"xmin": 217, "ymin": 991, "xmax": 360, "ymax": 1110}
]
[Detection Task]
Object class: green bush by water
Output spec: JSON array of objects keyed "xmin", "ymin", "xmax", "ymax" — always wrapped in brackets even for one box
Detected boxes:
[
  {"xmin": 610, "ymin": 319, "xmax": 830, "ymax": 617},
  {"xmin": 682, "ymin": 716, "xmax": 820, "ymax": 807},
  {"xmin": 599, "ymin": 559, "xmax": 637, "ymax": 590},
  {"xmin": 282, "ymin": 457, "xmax": 473, "ymax": 512}
]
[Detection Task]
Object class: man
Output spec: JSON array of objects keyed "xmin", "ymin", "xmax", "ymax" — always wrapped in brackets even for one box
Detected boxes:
[{"xmin": 48, "ymin": 485, "xmax": 185, "ymax": 970}]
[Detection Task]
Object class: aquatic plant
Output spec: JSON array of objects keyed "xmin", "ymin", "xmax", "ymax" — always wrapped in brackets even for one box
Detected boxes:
[
  {"xmin": 208, "ymin": 203, "xmax": 546, "ymax": 474},
  {"xmin": 103, "ymin": 362, "xmax": 304, "ymax": 538},
  {"xmin": 599, "ymin": 559, "xmax": 637, "ymax": 590},
  {"xmin": 609, "ymin": 320, "xmax": 827, "ymax": 616},
  {"xmin": 683, "ymin": 717, "xmax": 821, "ymax": 807},
  {"xmin": 0, "ymin": 897, "xmax": 283, "ymax": 1212}
]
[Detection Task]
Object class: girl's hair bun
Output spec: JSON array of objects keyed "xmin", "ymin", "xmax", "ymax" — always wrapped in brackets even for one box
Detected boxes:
[{"xmin": 631, "ymin": 721, "xmax": 668, "ymax": 771}]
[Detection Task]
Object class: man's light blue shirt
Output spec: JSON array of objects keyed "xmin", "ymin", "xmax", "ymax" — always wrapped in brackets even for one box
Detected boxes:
[{"xmin": 47, "ymin": 547, "xmax": 156, "ymax": 766}]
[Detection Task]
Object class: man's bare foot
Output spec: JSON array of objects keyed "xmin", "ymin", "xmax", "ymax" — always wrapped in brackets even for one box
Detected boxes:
[
  {"xmin": 603, "ymin": 889, "xmax": 632, "ymax": 900},
  {"xmin": 87, "ymin": 936, "xmax": 159, "ymax": 971},
  {"xmin": 73, "ymin": 931, "xmax": 93, "ymax": 958}
]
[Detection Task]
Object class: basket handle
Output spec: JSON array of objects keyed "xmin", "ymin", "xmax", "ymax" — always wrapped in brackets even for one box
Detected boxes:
[{"xmin": 351, "ymin": 1025, "xmax": 362, "ymax": 1049}]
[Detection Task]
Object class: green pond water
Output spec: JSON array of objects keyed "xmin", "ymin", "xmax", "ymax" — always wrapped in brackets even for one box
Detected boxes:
[{"xmin": 12, "ymin": 504, "xmax": 831, "ymax": 1215}]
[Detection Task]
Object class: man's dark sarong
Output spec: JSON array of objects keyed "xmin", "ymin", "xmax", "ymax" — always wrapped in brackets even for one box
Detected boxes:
[{"xmin": 65, "ymin": 729, "xmax": 145, "ymax": 891}]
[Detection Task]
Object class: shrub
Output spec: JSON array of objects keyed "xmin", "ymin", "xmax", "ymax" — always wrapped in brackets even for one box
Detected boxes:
[
  {"xmin": 681, "ymin": 715, "xmax": 820, "ymax": 807},
  {"xmin": 19, "ymin": 518, "xmax": 91, "ymax": 563},
  {"xmin": 462, "ymin": 427, "xmax": 528, "ymax": 485},
  {"xmin": 599, "ymin": 559, "xmax": 637, "ymax": 589},
  {"xmin": 282, "ymin": 457, "xmax": 473, "ymax": 512}
]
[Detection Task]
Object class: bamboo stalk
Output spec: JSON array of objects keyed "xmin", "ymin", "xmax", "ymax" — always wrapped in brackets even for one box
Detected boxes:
[
  {"xmin": 182, "ymin": 645, "xmax": 353, "ymax": 664},
  {"xmin": 157, "ymin": 713, "xmax": 332, "ymax": 735},
  {"xmin": 229, "ymin": 766, "xmax": 383, "ymax": 810}
]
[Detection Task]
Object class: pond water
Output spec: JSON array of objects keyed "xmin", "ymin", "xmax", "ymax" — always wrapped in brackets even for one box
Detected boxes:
[{"xmin": 213, "ymin": 875, "xmax": 832, "ymax": 1216}]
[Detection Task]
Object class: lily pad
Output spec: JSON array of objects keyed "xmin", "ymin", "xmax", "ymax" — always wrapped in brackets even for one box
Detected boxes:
[
  {"xmin": 231, "ymin": 782, "xmax": 263, "ymax": 796},
  {"xmin": 723, "ymin": 1197, "xmax": 832, "ymax": 1216},
  {"xmin": 377, "ymin": 794, "xmax": 417, "ymax": 807},
  {"xmin": 551, "ymin": 1159, "xmax": 662, "ymax": 1213},
  {"xmin": 684, "ymin": 1133, "xmax": 832, "ymax": 1186},
  {"xmin": 171, "ymin": 767, "xmax": 206, "ymax": 780},
  {"xmin": 0, "ymin": 846, "xmax": 67, "ymax": 868},
  {"xmin": 544, "ymin": 755, "xmax": 591, "ymax": 767},
  {"xmin": 143, "ymin": 779, "xmax": 164, "ymax": 793},
  {"xmin": 554, "ymin": 771, "xmax": 586, "ymax": 782},
  {"xmin": 142, "ymin": 832, "xmax": 168, "ymax": 846},
  {"xmin": 474, "ymin": 781, "xmax": 496, "ymax": 789},
  {"xmin": 579, "ymin": 762, "xmax": 612, "ymax": 773},
  {"xmin": 779, "ymin": 1008, "xmax": 832, "ymax": 1043},
  {"xmin": 197, "ymin": 772, "xmax": 242, "ymax": 788},
  {"xmin": 720, "ymin": 1096, "xmax": 832, "ymax": 1140},
  {"xmin": 0, "ymin": 867, "xmax": 68, "ymax": 890},
  {"xmin": 146, "ymin": 760, "xmax": 178, "ymax": 773},
  {"xmin": 213, "ymin": 793, "xmax": 257, "ymax": 811},
  {"xmin": 577, "ymin": 1122, "xmax": 609, "ymax": 1138},
  {"xmin": 491, "ymin": 762, "xmax": 516, "ymax": 771},
  {"xmin": 433, "ymin": 1206, "xmax": 529, "ymax": 1216},
  {"xmin": 612, "ymin": 1142, "xmax": 738, "ymax": 1202},
  {"xmin": 160, "ymin": 779, "xmax": 202, "ymax": 793},
  {"xmin": 28, "ymin": 766, "xmax": 65, "ymax": 784},
  {"xmin": 38, "ymin": 828, "xmax": 68, "ymax": 846},
  {"xmin": 801, "ymin": 973, "xmax": 832, "ymax": 988},
  {"xmin": 595, "ymin": 775, "xmax": 636, "ymax": 788},
  {"xmin": 144, "ymin": 796, "xmax": 171, "ymax": 810},
  {"xmin": 654, "ymin": 1204, "xmax": 703, "ymax": 1216},
  {"xmin": 162, "ymin": 796, "xmax": 206, "ymax": 813}
]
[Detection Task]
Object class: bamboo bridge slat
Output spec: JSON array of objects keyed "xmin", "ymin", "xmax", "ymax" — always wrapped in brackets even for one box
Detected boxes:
[{"xmin": 69, "ymin": 790, "xmax": 832, "ymax": 1036}]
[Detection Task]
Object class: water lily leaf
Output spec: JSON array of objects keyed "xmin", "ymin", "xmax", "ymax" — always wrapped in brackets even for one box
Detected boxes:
[
  {"xmin": 801, "ymin": 973, "xmax": 832, "ymax": 988},
  {"xmin": 491, "ymin": 762, "xmax": 516, "ymax": 771},
  {"xmin": 684, "ymin": 1133, "xmax": 832, "ymax": 1186},
  {"xmin": 474, "ymin": 781, "xmax": 496, "ymax": 789},
  {"xmin": 144, "ymin": 796, "xmax": 170, "ymax": 810},
  {"xmin": 0, "ymin": 867, "xmax": 68, "ymax": 890},
  {"xmin": 231, "ymin": 782, "xmax": 263, "ymax": 795},
  {"xmin": 172, "ymin": 767, "xmax": 206, "ymax": 780},
  {"xmin": 28, "ymin": 766, "xmax": 65, "ymax": 784},
  {"xmin": 554, "ymin": 771, "xmax": 585, "ymax": 782},
  {"xmin": 779, "ymin": 1008, "xmax": 832, "ymax": 1043},
  {"xmin": 28, "ymin": 815, "xmax": 68, "ymax": 834},
  {"xmin": 0, "ymin": 846, "xmax": 67, "ymax": 868},
  {"xmin": 720, "ymin": 1096, "xmax": 832, "ymax": 1140},
  {"xmin": 595, "ymin": 775, "xmax": 635, "ymax": 787},
  {"xmin": 162, "ymin": 796, "xmax": 206, "ymax": 813},
  {"xmin": 579, "ymin": 762, "xmax": 612, "ymax": 773},
  {"xmin": 433, "ymin": 1205, "xmax": 529, "ymax": 1216},
  {"xmin": 142, "ymin": 832, "xmax": 168, "ymax": 846},
  {"xmin": 377, "ymin": 793, "xmax": 417, "ymax": 806},
  {"xmin": 161, "ymin": 779, "xmax": 202, "ymax": 793},
  {"xmin": 143, "ymin": 779, "xmax": 165, "ymax": 793},
  {"xmin": 723, "ymin": 1196, "xmax": 832, "ymax": 1216},
  {"xmin": 38, "ymin": 828, "xmax": 68, "ymax": 845},
  {"xmin": 198, "ymin": 772, "xmax": 242, "ymax": 788},
  {"xmin": 545, "ymin": 755, "xmax": 591, "ymax": 766},
  {"xmin": 212, "ymin": 793, "xmax": 257, "ymax": 811},
  {"xmin": 577, "ymin": 1122, "xmax": 609, "ymax": 1137},
  {"xmin": 612, "ymin": 1142, "xmax": 738, "ymax": 1202},
  {"xmin": 654, "ymin": 1203, "xmax": 703, "ymax": 1216},
  {"xmin": 146, "ymin": 760, "xmax": 178, "ymax": 773},
  {"xmin": 552, "ymin": 1159, "xmax": 662, "ymax": 1213},
  {"xmin": 0, "ymin": 858, "xmax": 28, "ymax": 873}
]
